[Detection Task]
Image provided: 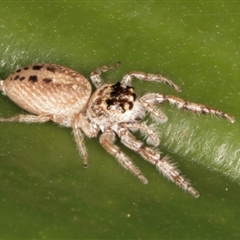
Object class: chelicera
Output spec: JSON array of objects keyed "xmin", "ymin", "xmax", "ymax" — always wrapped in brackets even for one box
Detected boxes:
[{"xmin": 0, "ymin": 62, "xmax": 235, "ymax": 198}]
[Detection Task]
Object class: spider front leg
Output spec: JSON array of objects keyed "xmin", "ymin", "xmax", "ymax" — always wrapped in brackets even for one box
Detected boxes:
[
  {"xmin": 116, "ymin": 124, "xmax": 200, "ymax": 198},
  {"xmin": 121, "ymin": 71, "xmax": 181, "ymax": 92},
  {"xmin": 140, "ymin": 93, "xmax": 235, "ymax": 123},
  {"xmin": 90, "ymin": 62, "xmax": 121, "ymax": 88},
  {"xmin": 124, "ymin": 122, "xmax": 160, "ymax": 147},
  {"xmin": 99, "ymin": 128, "xmax": 148, "ymax": 184}
]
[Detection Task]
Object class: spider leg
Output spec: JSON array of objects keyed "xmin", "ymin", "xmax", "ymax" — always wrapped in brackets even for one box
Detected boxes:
[
  {"xmin": 121, "ymin": 71, "xmax": 181, "ymax": 92},
  {"xmin": 72, "ymin": 114, "xmax": 99, "ymax": 167},
  {"xmin": 90, "ymin": 62, "xmax": 121, "ymax": 88},
  {"xmin": 72, "ymin": 126, "xmax": 88, "ymax": 167},
  {"xmin": 99, "ymin": 128, "xmax": 148, "ymax": 184},
  {"xmin": 138, "ymin": 99, "xmax": 168, "ymax": 123},
  {"xmin": 116, "ymin": 125, "xmax": 199, "ymax": 198},
  {"xmin": 0, "ymin": 113, "xmax": 90, "ymax": 167},
  {"xmin": 140, "ymin": 93, "xmax": 235, "ymax": 123},
  {"xmin": 124, "ymin": 122, "xmax": 160, "ymax": 147},
  {"xmin": 0, "ymin": 114, "xmax": 51, "ymax": 123},
  {"xmin": 75, "ymin": 113, "xmax": 99, "ymax": 138}
]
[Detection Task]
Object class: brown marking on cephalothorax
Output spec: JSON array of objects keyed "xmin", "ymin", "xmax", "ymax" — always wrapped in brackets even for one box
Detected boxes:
[
  {"xmin": 105, "ymin": 82, "xmax": 136, "ymax": 112},
  {"xmin": 110, "ymin": 82, "xmax": 136, "ymax": 101},
  {"xmin": 96, "ymin": 98, "xmax": 102, "ymax": 105},
  {"xmin": 32, "ymin": 65, "xmax": 43, "ymax": 70},
  {"xmin": 29, "ymin": 75, "xmax": 38, "ymax": 82},
  {"xmin": 128, "ymin": 101, "xmax": 133, "ymax": 110},
  {"xmin": 42, "ymin": 78, "xmax": 52, "ymax": 83},
  {"xmin": 105, "ymin": 98, "xmax": 124, "ymax": 113}
]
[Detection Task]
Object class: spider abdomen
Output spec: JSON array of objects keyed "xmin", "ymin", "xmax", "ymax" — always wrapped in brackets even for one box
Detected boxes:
[{"xmin": 1, "ymin": 64, "xmax": 92, "ymax": 119}]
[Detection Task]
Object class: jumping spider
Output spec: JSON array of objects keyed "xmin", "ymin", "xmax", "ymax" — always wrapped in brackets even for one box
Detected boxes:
[{"xmin": 0, "ymin": 62, "xmax": 235, "ymax": 198}]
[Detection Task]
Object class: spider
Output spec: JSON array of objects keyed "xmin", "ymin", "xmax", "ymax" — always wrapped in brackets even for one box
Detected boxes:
[{"xmin": 0, "ymin": 62, "xmax": 234, "ymax": 198}]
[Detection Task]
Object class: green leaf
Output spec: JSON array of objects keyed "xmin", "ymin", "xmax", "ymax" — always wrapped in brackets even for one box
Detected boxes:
[{"xmin": 1, "ymin": 1, "xmax": 240, "ymax": 239}]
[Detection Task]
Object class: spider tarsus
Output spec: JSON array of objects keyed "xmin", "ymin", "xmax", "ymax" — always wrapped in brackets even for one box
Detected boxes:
[
  {"xmin": 188, "ymin": 187, "xmax": 200, "ymax": 198},
  {"xmin": 176, "ymin": 86, "xmax": 182, "ymax": 92},
  {"xmin": 227, "ymin": 115, "xmax": 235, "ymax": 123},
  {"xmin": 110, "ymin": 61, "xmax": 121, "ymax": 71},
  {"xmin": 139, "ymin": 175, "xmax": 148, "ymax": 184},
  {"xmin": 83, "ymin": 164, "xmax": 88, "ymax": 168},
  {"xmin": 216, "ymin": 112, "xmax": 235, "ymax": 123}
]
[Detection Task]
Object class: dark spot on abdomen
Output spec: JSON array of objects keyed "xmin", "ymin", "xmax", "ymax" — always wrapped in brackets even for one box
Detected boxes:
[
  {"xmin": 46, "ymin": 66, "xmax": 56, "ymax": 73},
  {"xmin": 29, "ymin": 75, "xmax": 38, "ymax": 82},
  {"xmin": 32, "ymin": 65, "xmax": 43, "ymax": 70},
  {"xmin": 14, "ymin": 75, "xmax": 19, "ymax": 80},
  {"xmin": 23, "ymin": 67, "xmax": 29, "ymax": 70},
  {"xmin": 43, "ymin": 78, "xmax": 52, "ymax": 83},
  {"xmin": 19, "ymin": 76, "xmax": 25, "ymax": 81},
  {"xmin": 16, "ymin": 69, "xmax": 21, "ymax": 73}
]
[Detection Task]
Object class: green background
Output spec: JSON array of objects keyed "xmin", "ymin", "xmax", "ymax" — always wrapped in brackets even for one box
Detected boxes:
[{"xmin": 0, "ymin": 1, "xmax": 240, "ymax": 239}]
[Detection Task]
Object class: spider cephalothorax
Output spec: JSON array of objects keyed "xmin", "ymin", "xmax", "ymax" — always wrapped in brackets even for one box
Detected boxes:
[
  {"xmin": 86, "ymin": 81, "xmax": 145, "ymax": 127},
  {"xmin": 0, "ymin": 62, "xmax": 235, "ymax": 198}
]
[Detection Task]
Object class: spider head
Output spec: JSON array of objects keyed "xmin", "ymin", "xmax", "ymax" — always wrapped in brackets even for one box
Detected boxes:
[{"xmin": 86, "ymin": 82, "xmax": 145, "ymax": 126}]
